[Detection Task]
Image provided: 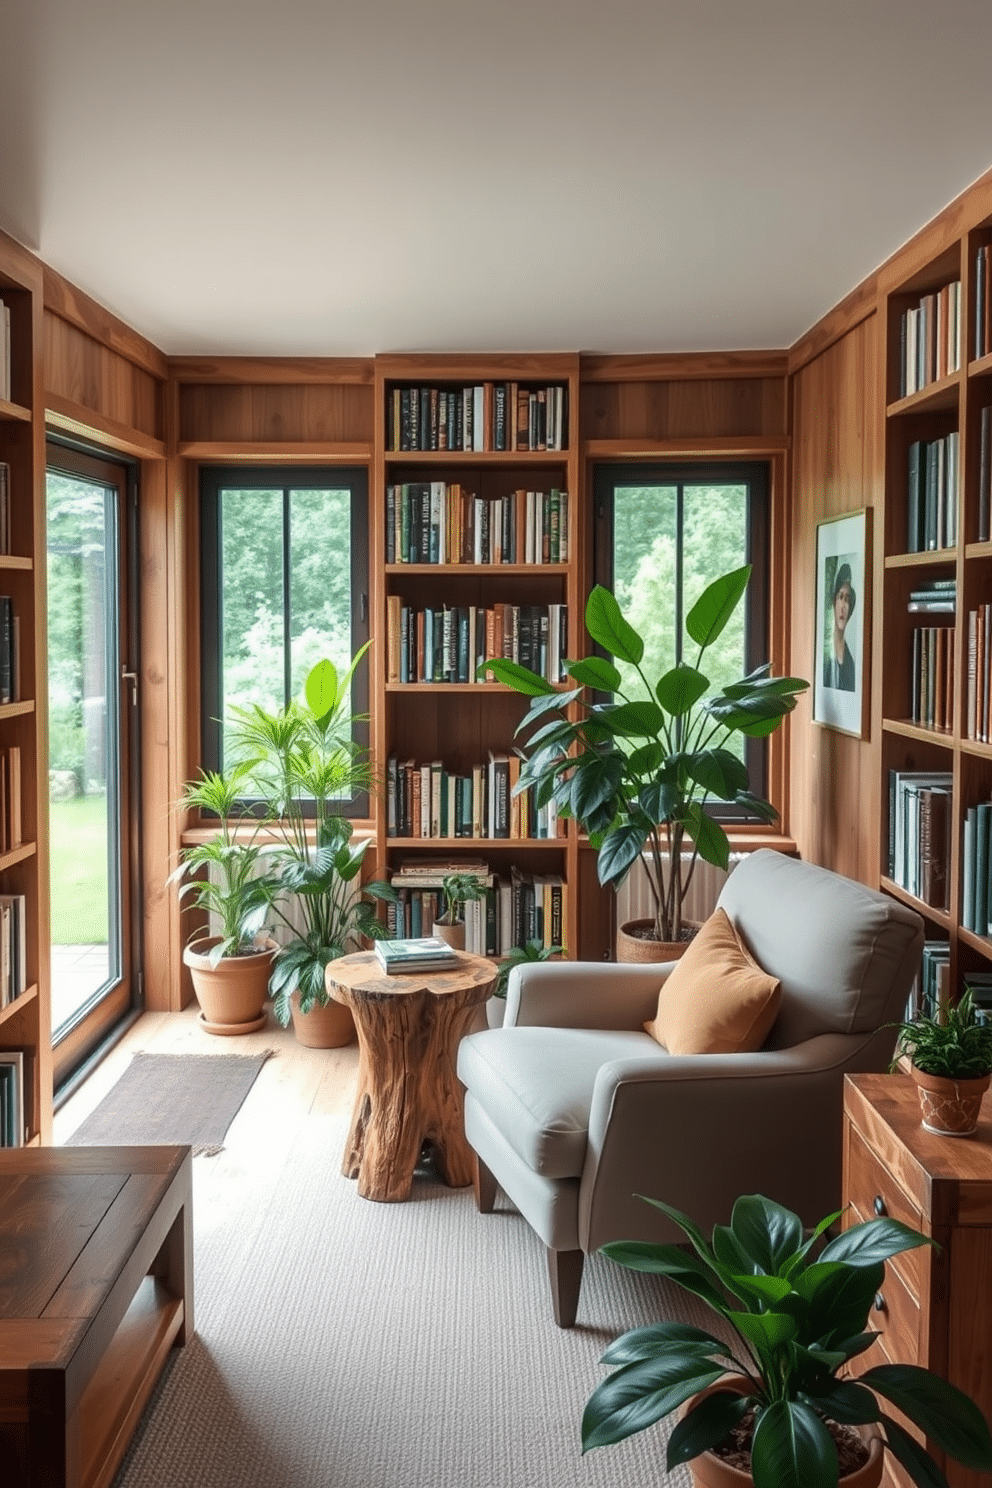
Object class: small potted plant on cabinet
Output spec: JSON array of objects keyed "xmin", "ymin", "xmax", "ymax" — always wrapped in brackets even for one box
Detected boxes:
[
  {"xmin": 482, "ymin": 567, "xmax": 808, "ymax": 961},
  {"xmin": 225, "ymin": 650, "xmax": 396, "ymax": 1047},
  {"xmin": 431, "ymin": 871, "xmax": 491, "ymax": 951},
  {"xmin": 171, "ymin": 762, "xmax": 277, "ymax": 1035},
  {"xmin": 581, "ymin": 1192, "xmax": 992, "ymax": 1488},
  {"xmin": 892, "ymin": 987, "xmax": 992, "ymax": 1136}
]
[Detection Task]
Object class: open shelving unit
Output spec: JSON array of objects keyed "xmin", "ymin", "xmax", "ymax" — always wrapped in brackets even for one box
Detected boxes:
[{"xmin": 0, "ymin": 230, "xmax": 50, "ymax": 1143}]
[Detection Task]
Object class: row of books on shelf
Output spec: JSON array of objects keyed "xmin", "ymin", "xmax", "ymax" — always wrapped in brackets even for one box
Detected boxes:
[
  {"xmin": 904, "ymin": 939, "xmax": 951, "ymax": 1019},
  {"xmin": 0, "ymin": 300, "xmax": 11, "ymax": 403},
  {"xmin": 906, "ymin": 433, "xmax": 958, "ymax": 552},
  {"xmin": 962, "ymin": 801, "xmax": 992, "ymax": 935},
  {"xmin": 910, "ymin": 624, "xmax": 954, "ymax": 731},
  {"xmin": 386, "ymin": 754, "xmax": 564, "ymax": 840},
  {"xmin": 897, "ymin": 279, "xmax": 961, "ymax": 398},
  {"xmin": 0, "ymin": 893, "xmax": 27, "ymax": 1007},
  {"xmin": 975, "ymin": 244, "xmax": 992, "ymax": 361},
  {"xmin": 887, "ymin": 770, "xmax": 951, "ymax": 911},
  {"xmin": 386, "ymin": 482, "xmax": 570, "ymax": 566},
  {"xmin": 0, "ymin": 596, "xmax": 19, "ymax": 704},
  {"xmin": 967, "ymin": 604, "xmax": 992, "ymax": 742},
  {"xmin": 0, "ymin": 745, "xmax": 21, "ymax": 854},
  {"xmin": 386, "ymin": 599, "xmax": 568, "ymax": 686},
  {"xmin": 387, "ymin": 861, "xmax": 567, "ymax": 956},
  {"xmin": 977, "ymin": 407, "xmax": 992, "ymax": 542},
  {"xmin": 386, "ymin": 382, "xmax": 568, "ymax": 453},
  {"xmin": 0, "ymin": 1048, "xmax": 27, "ymax": 1147}
]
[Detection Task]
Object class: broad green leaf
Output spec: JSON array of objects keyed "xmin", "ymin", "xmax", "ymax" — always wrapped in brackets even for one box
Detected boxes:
[
  {"xmin": 750, "ymin": 1400, "xmax": 838, "ymax": 1488},
  {"xmin": 635, "ymin": 1196, "xmax": 718, "ymax": 1268},
  {"xmin": 730, "ymin": 1195, "xmax": 804, "ymax": 1275},
  {"xmin": 734, "ymin": 790, "xmax": 779, "ymax": 824},
  {"xmin": 600, "ymin": 1238, "xmax": 726, "ymax": 1310},
  {"xmin": 819, "ymin": 1217, "xmax": 935, "ymax": 1268},
  {"xmin": 801, "ymin": 1378, "xmax": 881, "ymax": 1425},
  {"xmin": 666, "ymin": 1390, "xmax": 754, "ymax": 1468},
  {"xmin": 596, "ymin": 824, "xmax": 650, "ymax": 887},
  {"xmin": 794, "ymin": 1261, "xmax": 884, "ymax": 1347},
  {"xmin": 585, "ymin": 585, "xmax": 644, "ymax": 665},
  {"xmin": 682, "ymin": 802, "xmax": 730, "ymax": 869},
  {"xmin": 880, "ymin": 1416, "xmax": 952, "ymax": 1488},
  {"xmin": 655, "ymin": 663, "xmax": 709, "ymax": 717},
  {"xmin": 581, "ymin": 1358, "xmax": 724, "ymax": 1452},
  {"xmin": 732, "ymin": 1309, "xmax": 798, "ymax": 1353},
  {"xmin": 571, "ymin": 753, "xmax": 626, "ymax": 820},
  {"xmin": 638, "ymin": 779, "xmax": 681, "ymax": 824},
  {"xmin": 685, "ymin": 747, "xmax": 749, "ymax": 799},
  {"xmin": 861, "ymin": 1364, "xmax": 992, "ymax": 1468},
  {"xmin": 628, "ymin": 741, "xmax": 666, "ymax": 776},
  {"xmin": 478, "ymin": 657, "xmax": 555, "ymax": 694},
  {"xmin": 728, "ymin": 1272, "xmax": 795, "ymax": 1308},
  {"xmin": 685, "ymin": 565, "xmax": 751, "ymax": 650},
  {"xmin": 601, "ymin": 1321, "xmax": 727, "ymax": 1366},
  {"xmin": 305, "ymin": 657, "xmax": 340, "ymax": 720},
  {"xmin": 602, "ymin": 699, "xmax": 666, "ymax": 737},
  {"xmin": 722, "ymin": 674, "xmax": 810, "ymax": 701},
  {"xmin": 566, "ymin": 655, "xmax": 622, "ymax": 691},
  {"xmin": 518, "ymin": 688, "xmax": 581, "ymax": 729}
]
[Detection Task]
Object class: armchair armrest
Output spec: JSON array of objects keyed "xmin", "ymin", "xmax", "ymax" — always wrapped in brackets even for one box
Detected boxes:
[
  {"xmin": 578, "ymin": 1032, "xmax": 879, "ymax": 1253},
  {"xmin": 506, "ymin": 960, "xmax": 676, "ymax": 1030}
]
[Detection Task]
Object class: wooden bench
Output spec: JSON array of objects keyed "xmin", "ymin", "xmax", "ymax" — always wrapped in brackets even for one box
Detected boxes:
[{"xmin": 0, "ymin": 1145, "xmax": 193, "ymax": 1488}]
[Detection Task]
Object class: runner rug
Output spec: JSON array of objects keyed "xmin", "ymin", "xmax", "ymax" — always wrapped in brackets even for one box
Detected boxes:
[{"xmin": 65, "ymin": 1050, "xmax": 273, "ymax": 1155}]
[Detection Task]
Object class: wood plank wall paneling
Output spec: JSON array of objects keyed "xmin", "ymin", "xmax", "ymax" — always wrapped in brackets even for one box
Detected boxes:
[
  {"xmin": 580, "ymin": 376, "xmax": 787, "ymax": 441},
  {"xmin": 44, "ymin": 313, "xmax": 163, "ymax": 442},
  {"xmin": 788, "ymin": 312, "xmax": 883, "ymax": 882},
  {"xmin": 178, "ymin": 382, "xmax": 375, "ymax": 444}
]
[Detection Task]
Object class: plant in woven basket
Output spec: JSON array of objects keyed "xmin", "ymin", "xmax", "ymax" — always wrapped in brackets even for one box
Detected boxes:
[{"xmin": 581, "ymin": 1193, "xmax": 992, "ymax": 1488}]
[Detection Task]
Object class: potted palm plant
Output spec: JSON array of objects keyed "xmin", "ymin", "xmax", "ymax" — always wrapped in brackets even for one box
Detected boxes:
[
  {"xmin": 431, "ymin": 870, "xmax": 491, "ymax": 951},
  {"xmin": 891, "ymin": 988, "xmax": 992, "ymax": 1135},
  {"xmin": 482, "ymin": 567, "xmax": 808, "ymax": 959},
  {"xmin": 225, "ymin": 649, "xmax": 396, "ymax": 1047},
  {"xmin": 581, "ymin": 1192, "xmax": 992, "ymax": 1488},
  {"xmin": 171, "ymin": 762, "xmax": 277, "ymax": 1035}
]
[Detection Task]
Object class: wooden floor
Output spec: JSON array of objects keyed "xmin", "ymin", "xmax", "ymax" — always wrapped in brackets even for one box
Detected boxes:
[{"xmin": 54, "ymin": 1007, "xmax": 362, "ymax": 1216}]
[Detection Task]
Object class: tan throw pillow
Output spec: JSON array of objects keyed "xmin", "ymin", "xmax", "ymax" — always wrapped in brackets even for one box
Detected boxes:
[{"xmin": 643, "ymin": 908, "xmax": 781, "ymax": 1055}]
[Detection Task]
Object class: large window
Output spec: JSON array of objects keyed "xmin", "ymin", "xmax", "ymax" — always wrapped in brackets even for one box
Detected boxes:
[
  {"xmin": 593, "ymin": 461, "xmax": 770, "ymax": 807},
  {"xmin": 199, "ymin": 466, "xmax": 369, "ymax": 810}
]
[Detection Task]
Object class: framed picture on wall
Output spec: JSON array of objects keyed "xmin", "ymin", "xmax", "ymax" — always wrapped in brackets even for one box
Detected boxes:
[{"xmin": 812, "ymin": 508, "xmax": 872, "ymax": 738}]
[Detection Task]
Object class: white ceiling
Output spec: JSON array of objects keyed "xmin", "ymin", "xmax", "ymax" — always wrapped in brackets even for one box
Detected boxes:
[{"xmin": 2, "ymin": 0, "xmax": 991, "ymax": 359}]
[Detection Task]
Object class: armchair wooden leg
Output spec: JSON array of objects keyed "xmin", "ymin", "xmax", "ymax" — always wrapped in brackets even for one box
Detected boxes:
[
  {"xmin": 547, "ymin": 1247, "xmax": 584, "ymax": 1328},
  {"xmin": 473, "ymin": 1153, "xmax": 497, "ymax": 1213}
]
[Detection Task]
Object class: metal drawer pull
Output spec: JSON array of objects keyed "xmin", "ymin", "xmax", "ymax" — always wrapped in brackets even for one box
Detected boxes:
[
  {"xmin": 873, "ymin": 1195, "xmax": 887, "ymax": 1217},
  {"xmin": 874, "ymin": 1292, "xmax": 886, "ymax": 1313}
]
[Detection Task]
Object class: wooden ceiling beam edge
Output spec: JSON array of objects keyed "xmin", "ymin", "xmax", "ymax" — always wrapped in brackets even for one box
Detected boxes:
[
  {"xmin": 43, "ymin": 266, "xmax": 168, "ymax": 383},
  {"xmin": 169, "ymin": 356, "xmax": 374, "ymax": 385},
  {"xmin": 580, "ymin": 350, "xmax": 789, "ymax": 382}
]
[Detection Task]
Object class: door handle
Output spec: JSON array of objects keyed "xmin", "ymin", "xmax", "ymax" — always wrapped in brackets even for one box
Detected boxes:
[{"xmin": 122, "ymin": 668, "xmax": 139, "ymax": 706}]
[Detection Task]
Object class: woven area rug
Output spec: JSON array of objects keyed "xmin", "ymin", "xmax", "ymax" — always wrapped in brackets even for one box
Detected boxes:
[
  {"xmin": 66, "ymin": 1050, "xmax": 273, "ymax": 1155},
  {"xmin": 109, "ymin": 1113, "xmax": 722, "ymax": 1488}
]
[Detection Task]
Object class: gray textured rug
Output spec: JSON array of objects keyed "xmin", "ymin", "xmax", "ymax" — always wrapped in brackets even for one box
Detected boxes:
[
  {"xmin": 110, "ymin": 1114, "xmax": 710, "ymax": 1488},
  {"xmin": 66, "ymin": 1051, "xmax": 273, "ymax": 1155}
]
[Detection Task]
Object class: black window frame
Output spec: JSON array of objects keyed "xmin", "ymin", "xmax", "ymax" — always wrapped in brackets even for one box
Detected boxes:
[
  {"xmin": 593, "ymin": 459, "xmax": 771, "ymax": 818},
  {"xmin": 199, "ymin": 464, "xmax": 370, "ymax": 818}
]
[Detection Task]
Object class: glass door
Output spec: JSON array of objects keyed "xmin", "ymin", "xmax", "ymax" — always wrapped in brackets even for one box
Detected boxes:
[{"xmin": 46, "ymin": 443, "xmax": 139, "ymax": 1082}]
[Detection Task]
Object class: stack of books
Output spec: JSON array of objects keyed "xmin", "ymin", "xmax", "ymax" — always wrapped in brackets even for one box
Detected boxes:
[{"xmin": 373, "ymin": 936, "xmax": 460, "ymax": 975}]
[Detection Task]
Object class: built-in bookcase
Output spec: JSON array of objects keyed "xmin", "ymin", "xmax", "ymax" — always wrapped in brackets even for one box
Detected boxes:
[
  {"xmin": 0, "ymin": 231, "xmax": 49, "ymax": 1144},
  {"xmin": 372, "ymin": 355, "xmax": 582, "ymax": 960},
  {"xmin": 880, "ymin": 218, "xmax": 992, "ymax": 1005}
]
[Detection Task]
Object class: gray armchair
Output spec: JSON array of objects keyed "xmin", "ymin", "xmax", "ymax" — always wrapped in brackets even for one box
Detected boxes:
[{"xmin": 456, "ymin": 850, "xmax": 924, "ymax": 1326}]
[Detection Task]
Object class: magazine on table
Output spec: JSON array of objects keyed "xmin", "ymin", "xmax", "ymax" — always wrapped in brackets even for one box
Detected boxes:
[{"xmin": 374, "ymin": 937, "xmax": 460, "ymax": 974}]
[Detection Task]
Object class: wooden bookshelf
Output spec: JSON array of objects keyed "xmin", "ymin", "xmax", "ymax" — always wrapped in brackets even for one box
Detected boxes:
[
  {"xmin": 0, "ymin": 230, "xmax": 50, "ymax": 1144},
  {"xmin": 879, "ymin": 210, "xmax": 992, "ymax": 999},
  {"xmin": 372, "ymin": 354, "xmax": 583, "ymax": 958}
]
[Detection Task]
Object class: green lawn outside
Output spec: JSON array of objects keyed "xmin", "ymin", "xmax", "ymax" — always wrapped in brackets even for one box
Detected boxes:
[{"xmin": 49, "ymin": 794, "xmax": 109, "ymax": 945}]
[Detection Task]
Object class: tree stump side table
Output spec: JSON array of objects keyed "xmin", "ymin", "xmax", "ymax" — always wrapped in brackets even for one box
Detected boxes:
[{"xmin": 326, "ymin": 950, "xmax": 496, "ymax": 1202}]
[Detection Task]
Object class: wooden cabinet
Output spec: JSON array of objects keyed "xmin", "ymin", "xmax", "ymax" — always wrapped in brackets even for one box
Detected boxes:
[
  {"xmin": 371, "ymin": 354, "xmax": 583, "ymax": 958},
  {"xmin": 843, "ymin": 1072, "xmax": 992, "ymax": 1488},
  {"xmin": 0, "ymin": 230, "xmax": 50, "ymax": 1144}
]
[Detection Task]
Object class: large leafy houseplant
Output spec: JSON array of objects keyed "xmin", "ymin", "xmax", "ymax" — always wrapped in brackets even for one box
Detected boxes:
[
  {"xmin": 582, "ymin": 1193, "xmax": 992, "ymax": 1488},
  {"xmin": 482, "ymin": 566, "xmax": 808, "ymax": 943},
  {"xmin": 224, "ymin": 650, "xmax": 395, "ymax": 1026}
]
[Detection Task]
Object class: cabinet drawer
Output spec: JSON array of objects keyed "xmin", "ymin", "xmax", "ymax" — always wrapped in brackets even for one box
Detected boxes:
[
  {"xmin": 845, "ymin": 1125, "xmax": 926, "ymax": 1298},
  {"xmin": 865, "ymin": 1258, "xmax": 921, "ymax": 1368}
]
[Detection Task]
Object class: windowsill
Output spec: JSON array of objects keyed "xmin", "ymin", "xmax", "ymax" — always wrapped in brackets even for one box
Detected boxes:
[{"xmin": 179, "ymin": 818, "xmax": 377, "ymax": 847}]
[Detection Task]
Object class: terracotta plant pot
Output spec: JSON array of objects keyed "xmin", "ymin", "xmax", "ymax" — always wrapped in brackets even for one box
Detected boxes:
[
  {"xmin": 616, "ymin": 917, "xmax": 699, "ymax": 964},
  {"xmin": 289, "ymin": 991, "xmax": 356, "ymax": 1049},
  {"xmin": 183, "ymin": 937, "xmax": 274, "ymax": 1036},
  {"xmin": 684, "ymin": 1380, "xmax": 884, "ymax": 1488},
  {"xmin": 432, "ymin": 920, "xmax": 466, "ymax": 951},
  {"xmin": 911, "ymin": 1066, "xmax": 991, "ymax": 1136}
]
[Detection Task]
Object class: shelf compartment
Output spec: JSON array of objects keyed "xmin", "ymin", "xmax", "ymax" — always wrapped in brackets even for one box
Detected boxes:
[
  {"xmin": 0, "ymin": 982, "xmax": 38, "ymax": 1032},
  {"xmin": 884, "ymin": 549, "xmax": 957, "ymax": 569},
  {"xmin": 0, "ymin": 398, "xmax": 31, "ymax": 425},
  {"xmin": 882, "ymin": 719, "xmax": 954, "ymax": 748},
  {"xmin": 387, "ymin": 836, "xmax": 565, "ymax": 850},
  {"xmin": 0, "ymin": 556, "xmax": 32, "ymax": 572},
  {"xmin": 886, "ymin": 374, "xmax": 961, "ymax": 418},
  {"xmin": 0, "ymin": 841, "xmax": 36, "ymax": 873},
  {"xmin": 385, "ymin": 563, "xmax": 569, "ymax": 577},
  {"xmin": 879, "ymin": 876, "xmax": 952, "ymax": 930}
]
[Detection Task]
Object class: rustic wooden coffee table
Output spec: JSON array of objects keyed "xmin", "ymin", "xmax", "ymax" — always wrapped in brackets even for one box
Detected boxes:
[
  {"xmin": 0, "ymin": 1144, "xmax": 193, "ymax": 1488},
  {"xmin": 326, "ymin": 949, "xmax": 497, "ymax": 1202}
]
